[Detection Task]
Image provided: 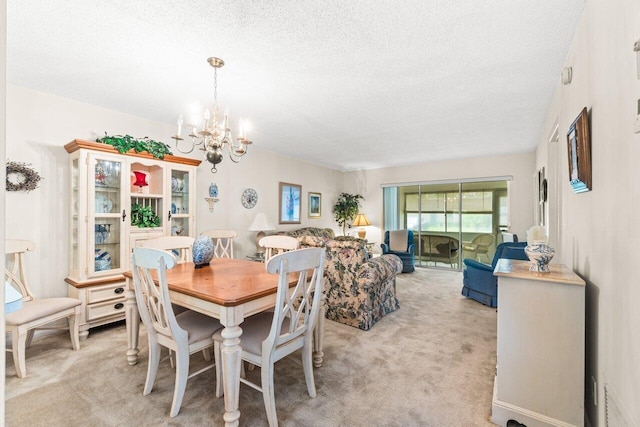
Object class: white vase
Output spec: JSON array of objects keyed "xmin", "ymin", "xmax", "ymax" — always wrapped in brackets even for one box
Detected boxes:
[{"xmin": 524, "ymin": 243, "xmax": 555, "ymax": 272}]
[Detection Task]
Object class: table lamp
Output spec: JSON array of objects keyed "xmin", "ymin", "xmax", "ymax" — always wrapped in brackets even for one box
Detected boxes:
[
  {"xmin": 352, "ymin": 213, "xmax": 371, "ymax": 239},
  {"xmin": 248, "ymin": 212, "xmax": 275, "ymax": 259}
]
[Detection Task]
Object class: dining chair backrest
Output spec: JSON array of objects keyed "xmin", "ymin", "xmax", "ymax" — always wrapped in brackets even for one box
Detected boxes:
[
  {"xmin": 130, "ymin": 248, "xmax": 184, "ymax": 345},
  {"xmin": 265, "ymin": 247, "xmax": 325, "ymax": 360},
  {"xmin": 259, "ymin": 235, "xmax": 299, "ymax": 263},
  {"xmin": 5, "ymin": 239, "xmax": 37, "ymax": 301},
  {"xmin": 139, "ymin": 236, "xmax": 195, "ymax": 264},
  {"xmin": 200, "ymin": 229, "xmax": 237, "ymax": 259}
]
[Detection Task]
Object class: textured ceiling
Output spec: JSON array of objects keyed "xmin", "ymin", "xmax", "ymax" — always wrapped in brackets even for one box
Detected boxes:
[{"xmin": 7, "ymin": 0, "xmax": 585, "ymax": 171}]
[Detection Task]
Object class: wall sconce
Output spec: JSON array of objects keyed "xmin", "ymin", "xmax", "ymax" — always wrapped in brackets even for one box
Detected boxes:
[
  {"xmin": 205, "ymin": 197, "xmax": 218, "ymax": 212},
  {"xmin": 561, "ymin": 67, "xmax": 572, "ymax": 85}
]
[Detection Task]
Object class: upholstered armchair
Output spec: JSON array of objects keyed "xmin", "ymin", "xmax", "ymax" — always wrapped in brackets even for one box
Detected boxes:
[
  {"xmin": 461, "ymin": 242, "xmax": 528, "ymax": 307},
  {"xmin": 298, "ymin": 235, "xmax": 403, "ymax": 331},
  {"xmin": 381, "ymin": 230, "xmax": 415, "ymax": 273}
]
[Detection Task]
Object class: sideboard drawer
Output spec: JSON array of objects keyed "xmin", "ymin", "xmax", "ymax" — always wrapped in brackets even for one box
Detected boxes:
[
  {"xmin": 86, "ymin": 298, "xmax": 126, "ymax": 322},
  {"xmin": 86, "ymin": 281, "xmax": 127, "ymax": 305}
]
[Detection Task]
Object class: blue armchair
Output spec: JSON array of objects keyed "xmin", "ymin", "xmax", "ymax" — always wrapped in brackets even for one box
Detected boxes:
[
  {"xmin": 461, "ymin": 242, "xmax": 528, "ymax": 307},
  {"xmin": 381, "ymin": 230, "xmax": 415, "ymax": 273}
]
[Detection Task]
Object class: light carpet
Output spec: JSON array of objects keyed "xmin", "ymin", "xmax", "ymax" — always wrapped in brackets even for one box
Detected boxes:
[{"xmin": 5, "ymin": 268, "xmax": 498, "ymax": 427}]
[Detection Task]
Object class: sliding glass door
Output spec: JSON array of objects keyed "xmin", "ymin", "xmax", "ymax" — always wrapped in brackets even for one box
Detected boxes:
[{"xmin": 383, "ymin": 179, "xmax": 509, "ymax": 270}]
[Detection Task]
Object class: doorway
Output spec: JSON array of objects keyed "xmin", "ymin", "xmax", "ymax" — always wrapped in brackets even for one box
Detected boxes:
[{"xmin": 383, "ymin": 179, "xmax": 510, "ymax": 270}]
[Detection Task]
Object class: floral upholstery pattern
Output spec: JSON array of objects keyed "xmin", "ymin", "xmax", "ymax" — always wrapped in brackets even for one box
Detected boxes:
[
  {"xmin": 297, "ymin": 235, "xmax": 403, "ymax": 331},
  {"xmin": 286, "ymin": 227, "xmax": 335, "ymax": 240}
]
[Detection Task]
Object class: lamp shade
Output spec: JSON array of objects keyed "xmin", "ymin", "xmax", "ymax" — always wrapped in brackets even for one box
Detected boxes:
[
  {"xmin": 248, "ymin": 212, "xmax": 275, "ymax": 231},
  {"xmin": 351, "ymin": 213, "xmax": 371, "ymax": 227}
]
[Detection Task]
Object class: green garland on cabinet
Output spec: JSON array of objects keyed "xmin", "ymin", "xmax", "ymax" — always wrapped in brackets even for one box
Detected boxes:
[{"xmin": 97, "ymin": 133, "xmax": 173, "ymax": 159}]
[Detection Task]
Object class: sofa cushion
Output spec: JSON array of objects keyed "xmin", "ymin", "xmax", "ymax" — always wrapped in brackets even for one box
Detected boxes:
[{"xmin": 388, "ymin": 230, "xmax": 408, "ymax": 252}]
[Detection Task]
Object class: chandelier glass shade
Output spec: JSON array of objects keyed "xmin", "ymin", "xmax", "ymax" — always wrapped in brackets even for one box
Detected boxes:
[{"xmin": 172, "ymin": 57, "xmax": 252, "ymax": 173}]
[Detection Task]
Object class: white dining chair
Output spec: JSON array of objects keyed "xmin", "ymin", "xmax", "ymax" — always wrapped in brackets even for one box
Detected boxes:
[
  {"xmin": 213, "ymin": 247, "xmax": 326, "ymax": 427},
  {"xmin": 4, "ymin": 239, "xmax": 82, "ymax": 378},
  {"xmin": 200, "ymin": 229, "xmax": 238, "ymax": 259},
  {"xmin": 259, "ymin": 235, "xmax": 299, "ymax": 262},
  {"xmin": 130, "ymin": 248, "xmax": 223, "ymax": 417},
  {"xmin": 138, "ymin": 235, "xmax": 195, "ymax": 264}
]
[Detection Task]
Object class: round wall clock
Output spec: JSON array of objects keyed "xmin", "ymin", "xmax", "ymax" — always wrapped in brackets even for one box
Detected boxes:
[{"xmin": 241, "ymin": 188, "xmax": 258, "ymax": 209}]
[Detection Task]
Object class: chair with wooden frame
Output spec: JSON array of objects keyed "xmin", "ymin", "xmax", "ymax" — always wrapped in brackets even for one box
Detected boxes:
[
  {"xmin": 4, "ymin": 239, "xmax": 82, "ymax": 378},
  {"xmin": 462, "ymin": 233, "xmax": 495, "ymax": 263},
  {"xmin": 138, "ymin": 236, "xmax": 195, "ymax": 264},
  {"xmin": 213, "ymin": 247, "xmax": 326, "ymax": 427},
  {"xmin": 200, "ymin": 229, "xmax": 238, "ymax": 259},
  {"xmin": 130, "ymin": 248, "xmax": 223, "ymax": 417},
  {"xmin": 259, "ymin": 235, "xmax": 299, "ymax": 263}
]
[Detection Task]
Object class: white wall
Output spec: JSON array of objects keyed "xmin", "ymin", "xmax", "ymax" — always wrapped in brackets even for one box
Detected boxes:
[
  {"xmin": 342, "ymin": 152, "xmax": 536, "ymax": 246},
  {"xmin": 534, "ymin": 0, "xmax": 640, "ymax": 425},
  {"xmin": 5, "ymin": 84, "xmax": 342, "ymax": 301},
  {"xmin": 1, "ymin": 0, "xmax": 7, "ymax": 420},
  {"xmin": 194, "ymin": 148, "xmax": 343, "ymax": 257}
]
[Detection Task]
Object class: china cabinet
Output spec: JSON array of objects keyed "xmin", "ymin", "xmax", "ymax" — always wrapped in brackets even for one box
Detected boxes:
[{"xmin": 65, "ymin": 139, "xmax": 200, "ymax": 338}]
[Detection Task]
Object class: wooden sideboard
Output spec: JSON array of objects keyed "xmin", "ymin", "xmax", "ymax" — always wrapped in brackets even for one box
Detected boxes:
[{"xmin": 492, "ymin": 259, "xmax": 585, "ymax": 427}]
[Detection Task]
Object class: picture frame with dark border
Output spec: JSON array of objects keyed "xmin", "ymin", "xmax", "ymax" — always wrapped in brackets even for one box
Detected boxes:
[
  {"xmin": 308, "ymin": 192, "xmax": 321, "ymax": 218},
  {"xmin": 279, "ymin": 182, "xmax": 302, "ymax": 224},
  {"xmin": 566, "ymin": 107, "xmax": 592, "ymax": 193}
]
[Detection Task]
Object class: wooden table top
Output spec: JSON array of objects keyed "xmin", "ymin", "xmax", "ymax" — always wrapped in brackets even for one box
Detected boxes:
[
  {"xmin": 124, "ymin": 258, "xmax": 281, "ymax": 306},
  {"xmin": 493, "ymin": 259, "xmax": 585, "ymax": 286}
]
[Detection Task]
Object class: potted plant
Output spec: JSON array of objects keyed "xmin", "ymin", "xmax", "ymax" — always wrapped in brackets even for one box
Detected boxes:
[
  {"xmin": 333, "ymin": 193, "xmax": 364, "ymax": 236},
  {"xmin": 131, "ymin": 203, "xmax": 161, "ymax": 228}
]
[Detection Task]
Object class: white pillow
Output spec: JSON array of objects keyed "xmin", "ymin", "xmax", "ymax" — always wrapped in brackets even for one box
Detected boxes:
[{"xmin": 389, "ymin": 230, "xmax": 409, "ymax": 252}]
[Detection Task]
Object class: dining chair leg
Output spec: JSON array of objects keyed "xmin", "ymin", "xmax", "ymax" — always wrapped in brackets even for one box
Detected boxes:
[
  {"xmin": 144, "ymin": 341, "xmax": 161, "ymax": 396},
  {"xmin": 69, "ymin": 309, "xmax": 81, "ymax": 350},
  {"xmin": 302, "ymin": 340, "xmax": 317, "ymax": 398},
  {"xmin": 214, "ymin": 341, "xmax": 223, "ymax": 398},
  {"xmin": 25, "ymin": 329, "xmax": 35, "ymax": 349},
  {"xmin": 170, "ymin": 349, "xmax": 189, "ymax": 417},
  {"xmin": 202, "ymin": 347, "xmax": 212, "ymax": 362},
  {"xmin": 12, "ymin": 327, "xmax": 28, "ymax": 378},
  {"xmin": 262, "ymin": 362, "xmax": 278, "ymax": 427}
]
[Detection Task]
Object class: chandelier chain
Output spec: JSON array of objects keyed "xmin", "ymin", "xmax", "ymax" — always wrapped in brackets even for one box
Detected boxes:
[{"xmin": 213, "ymin": 67, "xmax": 218, "ymax": 109}]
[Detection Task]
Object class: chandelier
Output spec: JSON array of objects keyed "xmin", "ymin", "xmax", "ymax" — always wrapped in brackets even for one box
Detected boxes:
[{"xmin": 172, "ymin": 57, "xmax": 252, "ymax": 173}]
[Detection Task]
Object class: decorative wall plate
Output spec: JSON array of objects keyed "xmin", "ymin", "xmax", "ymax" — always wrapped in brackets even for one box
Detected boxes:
[{"xmin": 241, "ymin": 188, "xmax": 258, "ymax": 209}]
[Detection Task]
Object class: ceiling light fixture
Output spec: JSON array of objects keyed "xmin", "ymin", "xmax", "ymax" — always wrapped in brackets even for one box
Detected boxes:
[{"xmin": 172, "ymin": 57, "xmax": 252, "ymax": 173}]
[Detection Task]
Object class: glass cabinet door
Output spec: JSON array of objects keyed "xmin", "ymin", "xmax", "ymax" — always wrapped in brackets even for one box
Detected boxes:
[
  {"xmin": 169, "ymin": 167, "xmax": 192, "ymax": 236},
  {"xmin": 70, "ymin": 157, "xmax": 80, "ymax": 277},
  {"xmin": 91, "ymin": 155, "xmax": 125, "ymax": 275}
]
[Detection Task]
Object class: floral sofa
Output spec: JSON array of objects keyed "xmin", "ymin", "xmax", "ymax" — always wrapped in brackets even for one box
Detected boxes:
[{"xmin": 286, "ymin": 228, "xmax": 403, "ymax": 330}]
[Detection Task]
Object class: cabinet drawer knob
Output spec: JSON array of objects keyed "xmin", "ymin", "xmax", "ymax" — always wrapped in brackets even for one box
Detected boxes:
[
  {"xmin": 114, "ymin": 303, "xmax": 124, "ymax": 310},
  {"xmin": 114, "ymin": 287, "xmax": 124, "ymax": 294}
]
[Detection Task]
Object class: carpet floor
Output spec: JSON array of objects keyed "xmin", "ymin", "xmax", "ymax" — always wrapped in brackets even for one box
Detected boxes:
[{"xmin": 5, "ymin": 268, "xmax": 498, "ymax": 427}]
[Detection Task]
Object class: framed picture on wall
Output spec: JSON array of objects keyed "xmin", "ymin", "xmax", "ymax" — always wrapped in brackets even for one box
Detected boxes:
[
  {"xmin": 279, "ymin": 182, "xmax": 302, "ymax": 224},
  {"xmin": 566, "ymin": 107, "xmax": 592, "ymax": 193},
  {"xmin": 308, "ymin": 192, "xmax": 321, "ymax": 218}
]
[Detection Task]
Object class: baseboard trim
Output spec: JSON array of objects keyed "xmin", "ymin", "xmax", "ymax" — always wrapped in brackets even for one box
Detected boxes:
[{"xmin": 491, "ymin": 378, "xmax": 581, "ymax": 427}]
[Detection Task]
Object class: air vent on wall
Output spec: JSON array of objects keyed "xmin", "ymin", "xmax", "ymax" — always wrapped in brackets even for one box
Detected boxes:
[{"xmin": 605, "ymin": 383, "xmax": 636, "ymax": 427}]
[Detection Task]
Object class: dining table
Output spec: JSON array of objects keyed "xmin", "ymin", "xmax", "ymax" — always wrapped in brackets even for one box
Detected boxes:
[{"xmin": 123, "ymin": 258, "xmax": 325, "ymax": 427}]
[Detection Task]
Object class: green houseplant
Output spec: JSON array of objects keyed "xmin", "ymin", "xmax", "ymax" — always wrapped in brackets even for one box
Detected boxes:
[
  {"xmin": 97, "ymin": 133, "xmax": 173, "ymax": 160},
  {"xmin": 131, "ymin": 203, "xmax": 161, "ymax": 228},
  {"xmin": 333, "ymin": 193, "xmax": 364, "ymax": 236}
]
